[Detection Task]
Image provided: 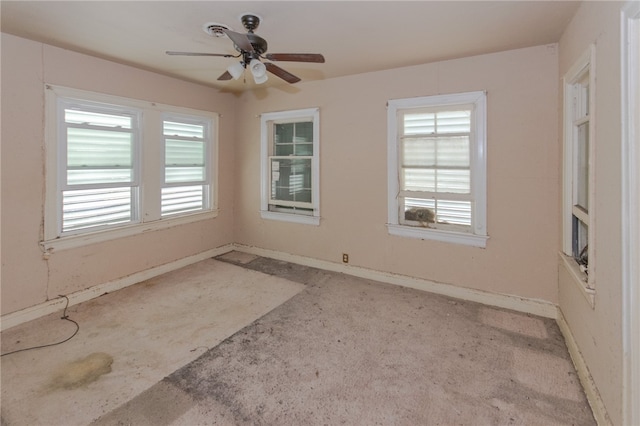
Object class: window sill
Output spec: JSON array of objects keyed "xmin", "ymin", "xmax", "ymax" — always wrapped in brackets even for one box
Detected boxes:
[
  {"xmin": 41, "ymin": 210, "xmax": 219, "ymax": 253},
  {"xmin": 387, "ymin": 224, "xmax": 488, "ymax": 248},
  {"xmin": 260, "ymin": 210, "xmax": 320, "ymax": 226},
  {"xmin": 559, "ymin": 252, "xmax": 595, "ymax": 308}
]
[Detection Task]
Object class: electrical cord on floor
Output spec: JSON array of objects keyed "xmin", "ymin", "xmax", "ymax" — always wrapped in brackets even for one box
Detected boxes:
[{"xmin": 1, "ymin": 295, "xmax": 79, "ymax": 357}]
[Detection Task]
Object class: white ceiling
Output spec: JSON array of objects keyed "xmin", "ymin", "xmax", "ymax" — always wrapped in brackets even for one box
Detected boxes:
[{"xmin": 1, "ymin": 1, "xmax": 580, "ymax": 93}]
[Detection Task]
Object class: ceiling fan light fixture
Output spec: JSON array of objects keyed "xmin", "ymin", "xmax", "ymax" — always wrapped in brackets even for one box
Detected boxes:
[
  {"xmin": 249, "ymin": 58, "xmax": 268, "ymax": 84},
  {"xmin": 227, "ymin": 61, "xmax": 245, "ymax": 80},
  {"xmin": 253, "ymin": 72, "xmax": 268, "ymax": 84},
  {"xmin": 169, "ymin": 14, "xmax": 323, "ymax": 86}
]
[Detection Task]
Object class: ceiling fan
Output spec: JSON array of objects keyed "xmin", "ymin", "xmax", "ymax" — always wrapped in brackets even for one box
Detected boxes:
[{"xmin": 166, "ymin": 14, "xmax": 325, "ymax": 84}]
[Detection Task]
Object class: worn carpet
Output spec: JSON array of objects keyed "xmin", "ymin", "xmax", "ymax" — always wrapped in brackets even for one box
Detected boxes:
[{"xmin": 91, "ymin": 254, "xmax": 595, "ymax": 425}]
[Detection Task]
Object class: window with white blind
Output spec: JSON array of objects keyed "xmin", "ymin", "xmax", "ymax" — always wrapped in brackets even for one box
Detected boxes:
[
  {"xmin": 260, "ymin": 108, "xmax": 320, "ymax": 225},
  {"xmin": 162, "ymin": 116, "xmax": 210, "ymax": 217},
  {"xmin": 387, "ymin": 91, "xmax": 487, "ymax": 247},
  {"xmin": 44, "ymin": 86, "xmax": 217, "ymax": 250},
  {"xmin": 562, "ymin": 45, "xmax": 595, "ymax": 298},
  {"xmin": 61, "ymin": 103, "xmax": 140, "ymax": 234}
]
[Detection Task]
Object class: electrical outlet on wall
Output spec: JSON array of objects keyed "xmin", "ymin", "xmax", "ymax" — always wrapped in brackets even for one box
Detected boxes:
[{"xmin": 342, "ymin": 253, "xmax": 349, "ymax": 263}]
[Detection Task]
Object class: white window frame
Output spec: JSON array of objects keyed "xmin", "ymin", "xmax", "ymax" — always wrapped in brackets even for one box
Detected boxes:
[
  {"xmin": 260, "ymin": 108, "xmax": 320, "ymax": 225},
  {"xmin": 43, "ymin": 85, "xmax": 218, "ymax": 252},
  {"xmin": 57, "ymin": 97, "xmax": 143, "ymax": 235},
  {"xmin": 387, "ymin": 91, "xmax": 488, "ymax": 248},
  {"xmin": 161, "ymin": 113, "xmax": 212, "ymax": 218},
  {"xmin": 562, "ymin": 45, "xmax": 596, "ymax": 303}
]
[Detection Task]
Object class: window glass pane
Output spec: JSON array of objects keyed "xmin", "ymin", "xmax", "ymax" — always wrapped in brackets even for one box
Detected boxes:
[
  {"xmin": 572, "ymin": 216, "xmax": 588, "ymax": 266},
  {"xmin": 67, "ymin": 128, "xmax": 132, "ymax": 167},
  {"xmin": 402, "ymin": 168, "xmax": 436, "ymax": 192},
  {"xmin": 436, "ymin": 199, "xmax": 472, "ymax": 225},
  {"xmin": 437, "ymin": 136, "xmax": 469, "ymax": 167},
  {"xmin": 67, "ymin": 127, "xmax": 133, "ymax": 185},
  {"xmin": 67, "ymin": 169, "xmax": 133, "ymax": 185},
  {"xmin": 274, "ymin": 121, "xmax": 313, "ymax": 156},
  {"xmin": 271, "ymin": 158, "xmax": 312, "ymax": 203},
  {"xmin": 436, "ymin": 110, "xmax": 471, "ymax": 133},
  {"xmin": 403, "ymin": 113, "xmax": 435, "ymax": 135},
  {"xmin": 163, "ymin": 121, "xmax": 204, "ymax": 138},
  {"xmin": 576, "ymin": 73, "xmax": 590, "ymax": 119},
  {"xmin": 403, "ymin": 197, "xmax": 471, "ymax": 227},
  {"xmin": 402, "ymin": 169, "xmax": 469, "ymax": 194},
  {"xmin": 402, "ymin": 136, "xmax": 469, "ymax": 167},
  {"xmin": 165, "ymin": 167, "xmax": 204, "ymax": 183},
  {"xmin": 275, "ymin": 144, "xmax": 293, "ymax": 156},
  {"xmin": 65, "ymin": 109, "xmax": 132, "ymax": 129},
  {"xmin": 294, "ymin": 143, "xmax": 313, "ymax": 156},
  {"xmin": 165, "ymin": 139, "xmax": 204, "ymax": 166},
  {"xmin": 576, "ymin": 122, "xmax": 589, "ymax": 211},
  {"xmin": 437, "ymin": 169, "xmax": 470, "ymax": 193},
  {"xmin": 62, "ymin": 187, "xmax": 133, "ymax": 232},
  {"xmin": 275, "ymin": 123, "xmax": 294, "ymax": 143},
  {"xmin": 403, "ymin": 138, "xmax": 436, "ymax": 166},
  {"xmin": 294, "ymin": 122, "xmax": 313, "ymax": 143},
  {"xmin": 163, "ymin": 119, "xmax": 207, "ymax": 186},
  {"xmin": 161, "ymin": 185, "xmax": 205, "ymax": 216}
]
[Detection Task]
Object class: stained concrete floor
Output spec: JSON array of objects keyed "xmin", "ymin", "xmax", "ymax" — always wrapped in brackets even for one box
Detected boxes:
[
  {"xmin": 1, "ymin": 252, "xmax": 596, "ymax": 425},
  {"xmin": 1, "ymin": 256, "xmax": 305, "ymax": 425}
]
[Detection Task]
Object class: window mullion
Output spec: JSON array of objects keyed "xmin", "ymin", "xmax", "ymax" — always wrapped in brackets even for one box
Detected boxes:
[{"xmin": 142, "ymin": 109, "xmax": 163, "ymax": 222}]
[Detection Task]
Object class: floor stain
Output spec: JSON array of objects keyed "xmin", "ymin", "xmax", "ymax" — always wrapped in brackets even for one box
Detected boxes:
[{"xmin": 48, "ymin": 352, "xmax": 113, "ymax": 391}]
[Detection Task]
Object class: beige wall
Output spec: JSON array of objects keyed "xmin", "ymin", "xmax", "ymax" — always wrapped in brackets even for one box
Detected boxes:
[
  {"xmin": 1, "ymin": 8, "xmax": 627, "ymax": 422},
  {"xmin": 1, "ymin": 33, "xmax": 237, "ymax": 314},
  {"xmin": 234, "ymin": 44, "xmax": 560, "ymax": 303},
  {"xmin": 557, "ymin": 2, "xmax": 625, "ymax": 424}
]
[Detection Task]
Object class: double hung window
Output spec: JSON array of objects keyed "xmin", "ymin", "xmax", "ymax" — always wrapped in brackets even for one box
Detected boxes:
[
  {"xmin": 387, "ymin": 91, "xmax": 487, "ymax": 247},
  {"xmin": 260, "ymin": 108, "xmax": 320, "ymax": 225},
  {"xmin": 60, "ymin": 101, "xmax": 140, "ymax": 234},
  {"xmin": 563, "ymin": 45, "xmax": 595, "ymax": 294},
  {"xmin": 162, "ymin": 116, "xmax": 211, "ymax": 217},
  {"xmin": 44, "ymin": 86, "xmax": 217, "ymax": 250}
]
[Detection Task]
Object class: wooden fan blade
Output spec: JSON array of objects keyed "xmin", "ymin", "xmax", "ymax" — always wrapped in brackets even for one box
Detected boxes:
[
  {"xmin": 222, "ymin": 29, "xmax": 254, "ymax": 52},
  {"xmin": 217, "ymin": 71, "xmax": 233, "ymax": 81},
  {"xmin": 166, "ymin": 51, "xmax": 234, "ymax": 57},
  {"xmin": 265, "ymin": 53, "xmax": 325, "ymax": 63},
  {"xmin": 265, "ymin": 62, "xmax": 301, "ymax": 84}
]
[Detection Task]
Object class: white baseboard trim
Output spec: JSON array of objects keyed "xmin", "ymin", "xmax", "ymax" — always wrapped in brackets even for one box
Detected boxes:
[
  {"xmin": 1, "ymin": 242, "xmax": 557, "ymax": 329},
  {"xmin": 557, "ymin": 310, "xmax": 611, "ymax": 426},
  {"xmin": 233, "ymin": 244, "xmax": 558, "ymax": 319},
  {"xmin": 1, "ymin": 244, "xmax": 235, "ymax": 331}
]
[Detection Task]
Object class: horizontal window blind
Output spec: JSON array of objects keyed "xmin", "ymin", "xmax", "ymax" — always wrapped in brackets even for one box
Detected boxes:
[
  {"xmin": 400, "ymin": 109, "xmax": 472, "ymax": 229},
  {"xmin": 161, "ymin": 185, "xmax": 205, "ymax": 216},
  {"xmin": 162, "ymin": 119, "xmax": 208, "ymax": 216},
  {"xmin": 62, "ymin": 105, "xmax": 137, "ymax": 233},
  {"xmin": 62, "ymin": 187, "xmax": 134, "ymax": 232}
]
